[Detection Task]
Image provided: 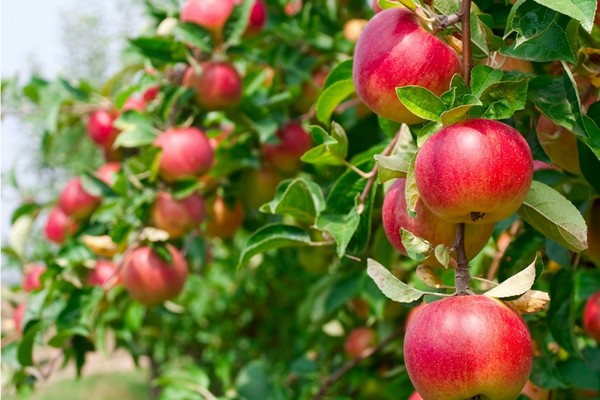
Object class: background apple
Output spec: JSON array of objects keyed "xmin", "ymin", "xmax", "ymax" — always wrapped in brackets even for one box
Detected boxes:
[
  {"xmin": 343, "ymin": 19, "xmax": 368, "ymax": 42},
  {"xmin": 404, "ymin": 295, "xmax": 533, "ymax": 400},
  {"xmin": 13, "ymin": 303, "xmax": 27, "ymax": 334},
  {"xmin": 344, "ymin": 326, "xmax": 376, "ymax": 358},
  {"xmin": 408, "ymin": 392, "xmax": 423, "ymax": 400},
  {"xmin": 180, "ymin": 0, "xmax": 234, "ymax": 34},
  {"xmin": 183, "ymin": 62, "xmax": 242, "ymax": 110},
  {"xmin": 263, "ymin": 123, "xmax": 312, "ymax": 174},
  {"xmin": 122, "ymin": 95, "xmax": 146, "ymax": 112},
  {"xmin": 586, "ymin": 198, "xmax": 600, "ymax": 266},
  {"xmin": 353, "ymin": 7, "xmax": 461, "ymax": 123},
  {"xmin": 152, "ymin": 191, "xmax": 205, "ymax": 238},
  {"xmin": 22, "ymin": 264, "xmax": 46, "ymax": 292},
  {"xmin": 415, "ymin": 118, "xmax": 533, "ymax": 224},
  {"xmin": 240, "ymin": 166, "xmax": 281, "ymax": 209},
  {"xmin": 154, "ymin": 127, "xmax": 214, "ymax": 182},
  {"xmin": 44, "ymin": 207, "xmax": 78, "ymax": 244},
  {"xmin": 58, "ymin": 177, "xmax": 100, "ymax": 219},
  {"xmin": 382, "ymin": 178, "xmax": 494, "ymax": 266},
  {"xmin": 95, "ymin": 162, "xmax": 120, "ymax": 186},
  {"xmin": 122, "ymin": 245, "xmax": 189, "ymax": 306},
  {"xmin": 87, "ymin": 109, "xmax": 119, "ymax": 148},
  {"xmin": 205, "ymin": 196, "xmax": 244, "ymax": 239},
  {"xmin": 536, "ymin": 114, "xmax": 581, "ymax": 174},
  {"xmin": 583, "ymin": 291, "xmax": 600, "ymax": 342},
  {"xmin": 87, "ymin": 260, "xmax": 120, "ymax": 288},
  {"xmin": 245, "ymin": 0, "xmax": 267, "ymax": 37}
]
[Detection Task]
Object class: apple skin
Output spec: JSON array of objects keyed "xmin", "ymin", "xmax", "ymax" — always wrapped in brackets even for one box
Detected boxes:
[
  {"xmin": 536, "ymin": 114, "xmax": 581, "ymax": 174},
  {"xmin": 263, "ymin": 123, "xmax": 312, "ymax": 174},
  {"xmin": 23, "ymin": 264, "xmax": 46, "ymax": 292},
  {"xmin": 95, "ymin": 162, "xmax": 120, "ymax": 186},
  {"xmin": 353, "ymin": 8, "xmax": 461, "ymax": 124},
  {"xmin": 344, "ymin": 327, "xmax": 376, "ymax": 358},
  {"xmin": 13, "ymin": 303, "xmax": 27, "ymax": 334},
  {"xmin": 205, "ymin": 196, "xmax": 245, "ymax": 239},
  {"xmin": 88, "ymin": 260, "xmax": 120, "ymax": 288},
  {"xmin": 583, "ymin": 291, "xmax": 600, "ymax": 342},
  {"xmin": 404, "ymin": 295, "xmax": 533, "ymax": 400},
  {"xmin": 586, "ymin": 198, "xmax": 600, "ymax": 266},
  {"xmin": 180, "ymin": 0, "xmax": 234, "ymax": 33},
  {"xmin": 44, "ymin": 207, "xmax": 78, "ymax": 244},
  {"xmin": 183, "ymin": 62, "xmax": 242, "ymax": 110},
  {"xmin": 240, "ymin": 166, "xmax": 282, "ymax": 209},
  {"xmin": 245, "ymin": 0, "xmax": 267, "ymax": 37},
  {"xmin": 152, "ymin": 191, "xmax": 205, "ymax": 239},
  {"xmin": 415, "ymin": 119, "xmax": 533, "ymax": 224},
  {"xmin": 154, "ymin": 127, "xmax": 214, "ymax": 182},
  {"xmin": 408, "ymin": 392, "xmax": 424, "ymax": 400},
  {"xmin": 122, "ymin": 245, "xmax": 188, "ymax": 306},
  {"xmin": 382, "ymin": 178, "xmax": 494, "ymax": 267},
  {"xmin": 59, "ymin": 177, "xmax": 101, "ymax": 219},
  {"xmin": 87, "ymin": 109, "xmax": 119, "ymax": 148}
]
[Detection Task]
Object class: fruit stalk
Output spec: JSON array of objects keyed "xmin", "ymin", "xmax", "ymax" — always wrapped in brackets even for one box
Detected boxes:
[{"xmin": 454, "ymin": 222, "xmax": 472, "ymax": 295}]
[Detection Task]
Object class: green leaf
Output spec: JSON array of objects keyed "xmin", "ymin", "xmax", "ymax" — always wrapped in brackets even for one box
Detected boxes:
[
  {"xmin": 374, "ymin": 152, "xmax": 415, "ymax": 183},
  {"xmin": 235, "ymin": 360, "xmax": 271, "ymax": 400},
  {"xmin": 533, "ymin": 0, "xmax": 597, "ymax": 32},
  {"xmin": 224, "ymin": 0, "xmax": 254, "ymax": 46},
  {"xmin": 484, "ymin": 255, "xmax": 541, "ymax": 298},
  {"xmin": 316, "ymin": 80, "xmax": 355, "ymax": 125},
  {"xmin": 113, "ymin": 110, "xmax": 158, "ymax": 148},
  {"xmin": 480, "ymin": 79, "xmax": 529, "ymax": 120},
  {"xmin": 301, "ymin": 123, "xmax": 348, "ymax": 166},
  {"xmin": 434, "ymin": 245, "xmax": 451, "ymax": 268},
  {"xmin": 518, "ymin": 181, "xmax": 588, "ymax": 252},
  {"xmin": 323, "ymin": 59, "xmax": 353, "ymax": 89},
  {"xmin": 316, "ymin": 200, "xmax": 361, "ymax": 257},
  {"xmin": 260, "ymin": 178, "xmax": 326, "ymax": 222},
  {"xmin": 470, "ymin": 65, "xmax": 504, "ymax": 97},
  {"xmin": 395, "ymin": 86, "xmax": 446, "ymax": 122},
  {"xmin": 170, "ymin": 179, "xmax": 203, "ymax": 200},
  {"xmin": 18, "ymin": 321, "xmax": 43, "ymax": 366},
  {"xmin": 400, "ymin": 229, "xmax": 432, "ymax": 262},
  {"xmin": 366, "ymin": 258, "xmax": 425, "ymax": 303},
  {"xmin": 548, "ymin": 269, "xmax": 579, "ymax": 355},
  {"xmin": 129, "ymin": 36, "xmax": 188, "ymax": 64},
  {"xmin": 173, "ymin": 22, "xmax": 213, "ymax": 52},
  {"xmin": 238, "ymin": 224, "xmax": 315, "ymax": 267},
  {"xmin": 404, "ymin": 157, "xmax": 419, "ymax": 217}
]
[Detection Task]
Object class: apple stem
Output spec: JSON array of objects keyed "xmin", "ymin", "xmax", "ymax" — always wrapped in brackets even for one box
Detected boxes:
[
  {"xmin": 454, "ymin": 222, "xmax": 472, "ymax": 295},
  {"xmin": 460, "ymin": 0, "xmax": 473, "ymax": 84}
]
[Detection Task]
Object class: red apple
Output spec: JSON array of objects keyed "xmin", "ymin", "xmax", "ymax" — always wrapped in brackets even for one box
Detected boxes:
[
  {"xmin": 154, "ymin": 127, "xmax": 214, "ymax": 182},
  {"xmin": 587, "ymin": 198, "xmax": 600, "ymax": 266},
  {"xmin": 353, "ymin": 8, "xmax": 461, "ymax": 124},
  {"xmin": 408, "ymin": 392, "xmax": 423, "ymax": 400},
  {"xmin": 152, "ymin": 191, "xmax": 205, "ymax": 238},
  {"xmin": 536, "ymin": 114, "xmax": 581, "ymax": 174},
  {"xmin": 344, "ymin": 327, "xmax": 376, "ymax": 358},
  {"xmin": 404, "ymin": 295, "xmax": 533, "ymax": 400},
  {"xmin": 44, "ymin": 207, "xmax": 78, "ymax": 244},
  {"xmin": 180, "ymin": 0, "xmax": 234, "ymax": 33},
  {"xmin": 415, "ymin": 119, "xmax": 533, "ymax": 224},
  {"xmin": 584, "ymin": 291, "xmax": 600, "ymax": 342},
  {"xmin": 240, "ymin": 166, "xmax": 282, "ymax": 209},
  {"xmin": 13, "ymin": 303, "xmax": 27, "ymax": 334},
  {"xmin": 95, "ymin": 162, "xmax": 120, "ymax": 186},
  {"xmin": 245, "ymin": 0, "xmax": 267, "ymax": 37},
  {"xmin": 122, "ymin": 96, "xmax": 146, "ymax": 112},
  {"xmin": 183, "ymin": 62, "xmax": 242, "ymax": 110},
  {"xmin": 263, "ymin": 123, "xmax": 312, "ymax": 174},
  {"xmin": 205, "ymin": 196, "xmax": 244, "ymax": 239},
  {"xmin": 23, "ymin": 264, "xmax": 46, "ymax": 292},
  {"xmin": 143, "ymin": 85, "xmax": 160, "ymax": 102},
  {"xmin": 121, "ymin": 245, "xmax": 188, "ymax": 306},
  {"xmin": 382, "ymin": 178, "xmax": 494, "ymax": 266},
  {"xmin": 88, "ymin": 260, "xmax": 120, "ymax": 288},
  {"xmin": 87, "ymin": 109, "xmax": 119, "ymax": 148},
  {"xmin": 58, "ymin": 177, "xmax": 101, "ymax": 219}
]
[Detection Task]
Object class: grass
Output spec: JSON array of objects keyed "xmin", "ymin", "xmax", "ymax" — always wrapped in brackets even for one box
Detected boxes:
[{"xmin": 6, "ymin": 370, "xmax": 151, "ymax": 400}]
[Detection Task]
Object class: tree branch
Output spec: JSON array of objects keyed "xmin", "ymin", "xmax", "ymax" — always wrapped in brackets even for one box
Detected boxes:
[{"xmin": 454, "ymin": 223, "xmax": 472, "ymax": 295}]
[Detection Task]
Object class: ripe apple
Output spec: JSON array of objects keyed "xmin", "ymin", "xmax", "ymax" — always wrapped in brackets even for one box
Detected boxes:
[
  {"xmin": 382, "ymin": 178, "xmax": 494, "ymax": 266},
  {"xmin": 13, "ymin": 303, "xmax": 27, "ymax": 334},
  {"xmin": 180, "ymin": 0, "xmax": 234, "ymax": 33},
  {"xmin": 353, "ymin": 8, "xmax": 461, "ymax": 124},
  {"xmin": 205, "ymin": 196, "xmax": 244, "ymax": 239},
  {"xmin": 121, "ymin": 245, "xmax": 188, "ymax": 306},
  {"xmin": 95, "ymin": 162, "xmax": 120, "ymax": 186},
  {"xmin": 44, "ymin": 207, "xmax": 78, "ymax": 244},
  {"xmin": 59, "ymin": 177, "xmax": 101, "ymax": 219},
  {"xmin": 87, "ymin": 260, "xmax": 120, "ymax": 288},
  {"xmin": 263, "ymin": 123, "xmax": 312, "ymax": 174},
  {"xmin": 122, "ymin": 96, "xmax": 146, "ymax": 112},
  {"xmin": 23, "ymin": 264, "xmax": 46, "ymax": 292},
  {"xmin": 408, "ymin": 392, "xmax": 423, "ymax": 400},
  {"xmin": 343, "ymin": 19, "xmax": 368, "ymax": 42},
  {"xmin": 583, "ymin": 291, "xmax": 600, "ymax": 342},
  {"xmin": 586, "ymin": 198, "xmax": 600, "ymax": 266},
  {"xmin": 143, "ymin": 85, "xmax": 160, "ymax": 102},
  {"xmin": 245, "ymin": 0, "xmax": 267, "ymax": 37},
  {"xmin": 344, "ymin": 327, "xmax": 376, "ymax": 358},
  {"xmin": 415, "ymin": 119, "xmax": 533, "ymax": 224},
  {"xmin": 520, "ymin": 380, "xmax": 550, "ymax": 400},
  {"xmin": 154, "ymin": 127, "xmax": 214, "ymax": 182},
  {"xmin": 536, "ymin": 114, "xmax": 581, "ymax": 174},
  {"xmin": 87, "ymin": 109, "xmax": 119, "ymax": 148},
  {"xmin": 183, "ymin": 62, "xmax": 242, "ymax": 110},
  {"xmin": 240, "ymin": 166, "xmax": 281, "ymax": 209},
  {"xmin": 152, "ymin": 191, "xmax": 205, "ymax": 238},
  {"xmin": 404, "ymin": 295, "xmax": 533, "ymax": 400}
]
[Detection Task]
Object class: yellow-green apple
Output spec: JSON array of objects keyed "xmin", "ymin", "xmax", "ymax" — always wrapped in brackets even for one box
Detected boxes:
[
  {"xmin": 44, "ymin": 207, "xmax": 78, "ymax": 244},
  {"xmin": 95, "ymin": 162, "xmax": 120, "ymax": 186},
  {"xmin": 205, "ymin": 196, "xmax": 245, "ymax": 239},
  {"xmin": 584, "ymin": 291, "xmax": 600, "ymax": 342},
  {"xmin": 263, "ymin": 123, "xmax": 312, "ymax": 174},
  {"xmin": 240, "ymin": 166, "xmax": 281, "ymax": 209},
  {"xmin": 154, "ymin": 127, "xmax": 213, "ymax": 182},
  {"xmin": 152, "ymin": 191, "xmax": 205, "ymax": 238},
  {"xmin": 121, "ymin": 245, "xmax": 188, "ymax": 306},
  {"xmin": 13, "ymin": 303, "xmax": 27, "ymax": 334},
  {"xmin": 58, "ymin": 177, "xmax": 101, "ymax": 219},
  {"xmin": 183, "ymin": 62, "xmax": 242, "ymax": 110},
  {"xmin": 343, "ymin": 19, "xmax": 368, "ymax": 42},
  {"xmin": 404, "ymin": 295, "xmax": 533, "ymax": 400},
  {"xmin": 415, "ymin": 119, "xmax": 533, "ymax": 224},
  {"xmin": 180, "ymin": 0, "xmax": 234, "ymax": 34},
  {"xmin": 382, "ymin": 178, "xmax": 494, "ymax": 266},
  {"xmin": 87, "ymin": 260, "xmax": 120, "ymax": 288},
  {"xmin": 586, "ymin": 198, "xmax": 600, "ymax": 266},
  {"xmin": 536, "ymin": 115, "xmax": 581, "ymax": 174},
  {"xmin": 344, "ymin": 327, "xmax": 376, "ymax": 358},
  {"xmin": 22, "ymin": 264, "xmax": 46, "ymax": 292},
  {"xmin": 353, "ymin": 8, "xmax": 461, "ymax": 123},
  {"xmin": 87, "ymin": 109, "xmax": 119, "ymax": 148}
]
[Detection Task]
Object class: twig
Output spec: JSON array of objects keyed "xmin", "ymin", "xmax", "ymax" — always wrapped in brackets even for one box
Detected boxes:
[
  {"xmin": 486, "ymin": 220, "xmax": 521, "ymax": 281},
  {"xmin": 313, "ymin": 327, "xmax": 405, "ymax": 400},
  {"xmin": 454, "ymin": 223, "xmax": 472, "ymax": 295}
]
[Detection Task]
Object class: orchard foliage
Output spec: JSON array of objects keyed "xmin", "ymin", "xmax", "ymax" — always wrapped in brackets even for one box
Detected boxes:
[{"xmin": 2, "ymin": 0, "xmax": 600, "ymax": 399}]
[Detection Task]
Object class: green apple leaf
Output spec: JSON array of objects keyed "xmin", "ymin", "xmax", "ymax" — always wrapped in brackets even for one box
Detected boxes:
[
  {"xmin": 441, "ymin": 103, "xmax": 481, "ymax": 125},
  {"xmin": 404, "ymin": 157, "xmax": 419, "ymax": 217},
  {"xmin": 532, "ymin": 0, "xmax": 597, "ymax": 32},
  {"xmin": 129, "ymin": 36, "xmax": 188, "ymax": 65},
  {"xmin": 400, "ymin": 228, "xmax": 432, "ymax": 262},
  {"xmin": 316, "ymin": 79, "xmax": 355, "ymax": 125},
  {"xmin": 480, "ymin": 79, "xmax": 529, "ymax": 120},
  {"xmin": 470, "ymin": 65, "xmax": 503, "ymax": 98},
  {"xmin": 316, "ymin": 199, "xmax": 361, "ymax": 257},
  {"xmin": 323, "ymin": 59, "xmax": 353, "ymax": 89},
  {"xmin": 484, "ymin": 255, "xmax": 543, "ymax": 299},
  {"xmin": 416, "ymin": 265, "xmax": 446, "ymax": 288},
  {"xmin": 548, "ymin": 269, "xmax": 580, "ymax": 355},
  {"xmin": 18, "ymin": 321, "xmax": 43, "ymax": 367},
  {"xmin": 374, "ymin": 151, "xmax": 415, "ymax": 183},
  {"xmin": 113, "ymin": 110, "xmax": 159, "ymax": 148},
  {"xmin": 378, "ymin": 118, "xmax": 402, "ymax": 139},
  {"xmin": 378, "ymin": 0, "xmax": 413, "ymax": 11},
  {"xmin": 238, "ymin": 224, "xmax": 316, "ymax": 268},
  {"xmin": 223, "ymin": 0, "xmax": 254, "ymax": 46},
  {"xmin": 434, "ymin": 244, "xmax": 451, "ymax": 269},
  {"xmin": 170, "ymin": 179, "xmax": 203, "ymax": 200},
  {"xmin": 260, "ymin": 178, "xmax": 326, "ymax": 222},
  {"xmin": 173, "ymin": 22, "xmax": 214, "ymax": 52},
  {"xmin": 396, "ymin": 86, "xmax": 446, "ymax": 122},
  {"xmin": 301, "ymin": 123, "xmax": 348, "ymax": 165},
  {"xmin": 367, "ymin": 258, "xmax": 426, "ymax": 303},
  {"xmin": 518, "ymin": 181, "xmax": 588, "ymax": 252}
]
